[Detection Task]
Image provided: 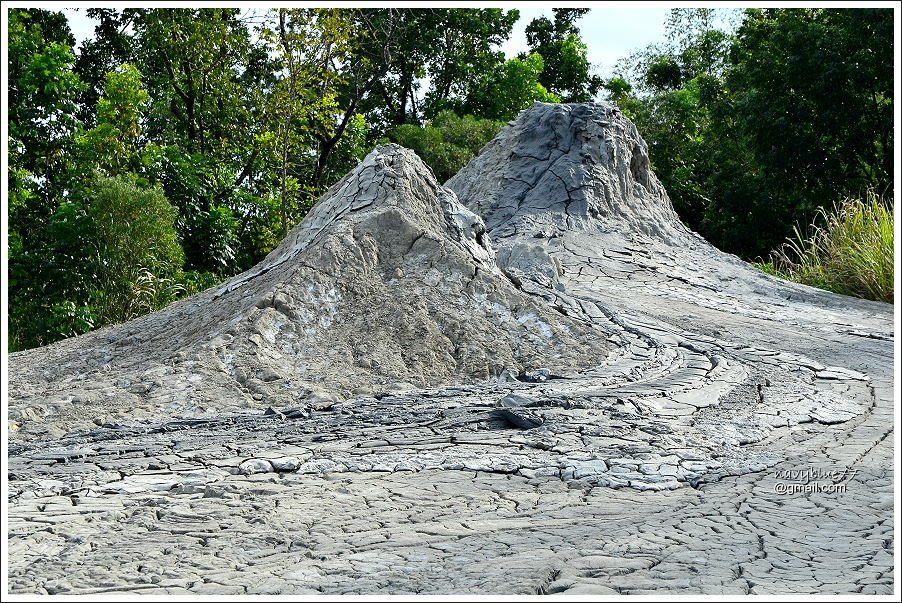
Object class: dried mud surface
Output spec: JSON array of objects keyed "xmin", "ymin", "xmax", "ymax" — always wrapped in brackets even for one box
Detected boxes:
[{"xmin": 6, "ymin": 103, "xmax": 893, "ymax": 595}]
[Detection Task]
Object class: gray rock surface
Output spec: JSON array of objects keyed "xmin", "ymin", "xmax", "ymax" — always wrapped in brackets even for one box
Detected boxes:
[{"xmin": 6, "ymin": 102, "xmax": 893, "ymax": 595}]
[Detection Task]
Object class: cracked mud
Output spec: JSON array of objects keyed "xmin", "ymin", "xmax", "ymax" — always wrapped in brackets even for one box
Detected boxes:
[{"xmin": 6, "ymin": 103, "xmax": 894, "ymax": 594}]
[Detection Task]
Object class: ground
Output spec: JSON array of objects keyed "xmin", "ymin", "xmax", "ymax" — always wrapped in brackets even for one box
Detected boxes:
[{"xmin": 6, "ymin": 103, "xmax": 894, "ymax": 595}]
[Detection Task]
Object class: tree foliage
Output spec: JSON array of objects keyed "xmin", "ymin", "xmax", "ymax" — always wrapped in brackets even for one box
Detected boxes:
[
  {"xmin": 75, "ymin": 174, "xmax": 185, "ymax": 325},
  {"xmin": 727, "ymin": 9, "xmax": 893, "ymax": 217},
  {"xmin": 77, "ymin": 63, "xmax": 150, "ymax": 175},
  {"xmin": 258, "ymin": 9, "xmax": 355, "ymax": 235},
  {"xmin": 607, "ymin": 8, "xmax": 893, "ymax": 258},
  {"xmin": 389, "ymin": 112, "xmax": 505, "ymax": 182},
  {"xmin": 523, "ymin": 9, "xmax": 602, "ymax": 102},
  {"xmin": 465, "ymin": 53, "xmax": 560, "ymax": 121},
  {"xmin": 354, "ymin": 9, "xmax": 519, "ymax": 135},
  {"xmin": 73, "ymin": 8, "xmax": 138, "ymax": 125}
]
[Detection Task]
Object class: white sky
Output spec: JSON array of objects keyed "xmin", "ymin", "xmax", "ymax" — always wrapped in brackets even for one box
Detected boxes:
[
  {"xmin": 60, "ymin": 5, "xmax": 673, "ymax": 79},
  {"xmin": 501, "ymin": 6, "xmax": 671, "ymax": 76}
]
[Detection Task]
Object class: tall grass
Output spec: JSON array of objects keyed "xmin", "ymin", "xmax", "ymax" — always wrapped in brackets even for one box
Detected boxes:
[{"xmin": 755, "ymin": 191, "xmax": 894, "ymax": 303}]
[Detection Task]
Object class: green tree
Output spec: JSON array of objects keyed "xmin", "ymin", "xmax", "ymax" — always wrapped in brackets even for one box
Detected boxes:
[
  {"xmin": 133, "ymin": 9, "xmax": 259, "ymax": 155},
  {"xmin": 523, "ymin": 9, "xmax": 602, "ymax": 102},
  {"xmin": 319, "ymin": 113, "xmax": 369, "ymax": 186},
  {"xmin": 132, "ymin": 8, "xmax": 266, "ymax": 274},
  {"xmin": 77, "ymin": 63, "xmax": 150, "ymax": 176},
  {"xmin": 73, "ymin": 8, "xmax": 139, "ymax": 126},
  {"xmin": 8, "ymin": 9, "xmax": 87, "ymax": 350},
  {"xmin": 82, "ymin": 174, "xmax": 185, "ymax": 324},
  {"xmin": 616, "ymin": 8, "xmax": 735, "ymax": 96},
  {"xmin": 304, "ymin": 9, "xmax": 399, "ymax": 181},
  {"xmin": 644, "ymin": 55, "xmax": 683, "ymax": 91},
  {"xmin": 389, "ymin": 111, "xmax": 505, "ymax": 182},
  {"xmin": 725, "ymin": 9, "xmax": 893, "ymax": 228},
  {"xmin": 420, "ymin": 9, "xmax": 520, "ymax": 120},
  {"xmin": 361, "ymin": 9, "xmax": 441, "ymax": 131},
  {"xmin": 8, "ymin": 9, "xmax": 84, "ymax": 235},
  {"xmin": 258, "ymin": 8, "xmax": 354, "ymax": 235},
  {"xmin": 467, "ymin": 53, "xmax": 560, "ymax": 121},
  {"xmin": 349, "ymin": 9, "xmax": 519, "ymax": 137},
  {"xmin": 36, "ymin": 173, "xmax": 187, "ymax": 340}
]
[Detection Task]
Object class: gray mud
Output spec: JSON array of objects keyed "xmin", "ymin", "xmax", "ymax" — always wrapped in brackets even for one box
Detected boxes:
[{"xmin": 7, "ymin": 102, "xmax": 893, "ymax": 595}]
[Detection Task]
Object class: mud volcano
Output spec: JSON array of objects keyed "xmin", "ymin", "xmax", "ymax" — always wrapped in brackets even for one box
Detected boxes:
[{"xmin": 7, "ymin": 103, "xmax": 894, "ymax": 595}]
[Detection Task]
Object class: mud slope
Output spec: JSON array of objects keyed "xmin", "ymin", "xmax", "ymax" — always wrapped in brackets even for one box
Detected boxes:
[
  {"xmin": 447, "ymin": 102, "xmax": 890, "ymax": 341},
  {"xmin": 7, "ymin": 104, "xmax": 894, "ymax": 595},
  {"xmin": 8, "ymin": 145, "xmax": 610, "ymax": 440}
]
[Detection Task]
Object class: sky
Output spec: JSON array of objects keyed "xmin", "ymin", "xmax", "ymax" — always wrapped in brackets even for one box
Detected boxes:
[
  {"xmin": 60, "ymin": 5, "xmax": 675, "ymax": 80},
  {"xmin": 501, "ymin": 6, "xmax": 672, "ymax": 76}
]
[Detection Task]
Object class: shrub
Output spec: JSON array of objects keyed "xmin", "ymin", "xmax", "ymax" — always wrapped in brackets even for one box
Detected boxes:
[
  {"xmin": 389, "ymin": 111, "xmax": 505, "ymax": 182},
  {"xmin": 84, "ymin": 173, "xmax": 186, "ymax": 323},
  {"xmin": 9, "ymin": 172, "xmax": 232, "ymax": 352},
  {"xmin": 760, "ymin": 191, "xmax": 893, "ymax": 302}
]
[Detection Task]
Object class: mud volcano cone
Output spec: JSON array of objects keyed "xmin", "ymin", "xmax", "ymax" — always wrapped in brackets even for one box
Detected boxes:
[
  {"xmin": 447, "ymin": 102, "xmax": 687, "ymax": 241},
  {"xmin": 447, "ymin": 102, "xmax": 889, "ymax": 320},
  {"xmin": 9, "ymin": 145, "xmax": 611, "ymax": 440}
]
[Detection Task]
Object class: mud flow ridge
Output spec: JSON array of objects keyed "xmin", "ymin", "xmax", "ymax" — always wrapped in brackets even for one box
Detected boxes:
[{"xmin": 7, "ymin": 102, "xmax": 893, "ymax": 595}]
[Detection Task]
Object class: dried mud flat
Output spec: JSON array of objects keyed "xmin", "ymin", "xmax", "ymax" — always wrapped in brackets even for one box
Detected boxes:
[{"xmin": 6, "ymin": 103, "xmax": 894, "ymax": 595}]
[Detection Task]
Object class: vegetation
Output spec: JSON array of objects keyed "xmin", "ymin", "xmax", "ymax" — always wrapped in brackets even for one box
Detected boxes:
[
  {"xmin": 6, "ymin": 7, "xmax": 894, "ymax": 350},
  {"xmin": 607, "ymin": 8, "xmax": 893, "ymax": 259},
  {"xmin": 522, "ymin": 8, "xmax": 603, "ymax": 102},
  {"xmin": 756, "ymin": 192, "xmax": 894, "ymax": 303},
  {"xmin": 389, "ymin": 112, "xmax": 505, "ymax": 182}
]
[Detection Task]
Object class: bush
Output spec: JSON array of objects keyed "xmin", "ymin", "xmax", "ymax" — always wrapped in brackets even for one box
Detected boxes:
[
  {"xmin": 84, "ymin": 173, "xmax": 186, "ymax": 323},
  {"xmin": 9, "ymin": 172, "xmax": 193, "ymax": 351},
  {"xmin": 389, "ymin": 111, "xmax": 505, "ymax": 182},
  {"xmin": 759, "ymin": 191, "xmax": 893, "ymax": 302}
]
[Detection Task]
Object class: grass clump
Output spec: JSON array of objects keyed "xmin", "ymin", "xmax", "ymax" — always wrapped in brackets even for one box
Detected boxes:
[{"xmin": 756, "ymin": 191, "xmax": 894, "ymax": 303}]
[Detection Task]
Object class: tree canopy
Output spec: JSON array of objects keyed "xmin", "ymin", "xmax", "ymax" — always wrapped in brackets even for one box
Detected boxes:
[{"xmin": 607, "ymin": 7, "xmax": 893, "ymax": 257}]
